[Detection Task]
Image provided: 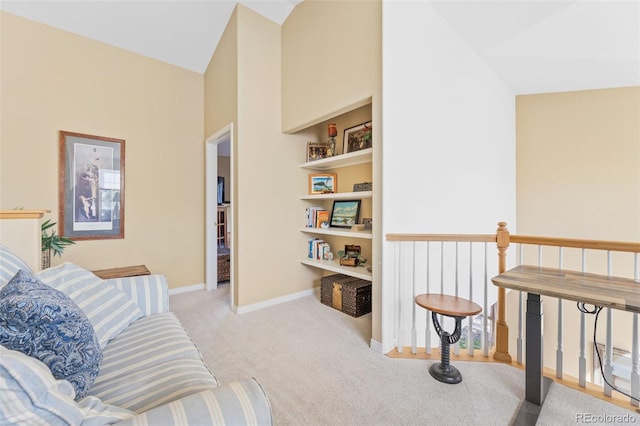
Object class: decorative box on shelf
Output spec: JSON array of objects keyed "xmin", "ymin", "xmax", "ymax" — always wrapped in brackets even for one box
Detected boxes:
[
  {"xmin": 320, "ymin": 273, "xmax": 372, "ymax": 317},
  {"xmin": 353, "ymin": 182, "xmax": 372, "ymax": 192}
]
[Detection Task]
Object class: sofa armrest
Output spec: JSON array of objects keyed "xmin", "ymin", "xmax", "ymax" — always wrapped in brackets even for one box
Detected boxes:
[
  {"xmin": 114, "ymin": 378, "xmax": 272, "ymax": 426},
  {"xmin": 105, "ymin": 274, "xmax": 169, "ymax": 316}
]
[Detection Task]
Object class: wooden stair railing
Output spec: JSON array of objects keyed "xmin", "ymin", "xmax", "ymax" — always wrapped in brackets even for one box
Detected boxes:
[{"xmin": 386, "ymin": 222, "xmax": 640, "ymax": 410}]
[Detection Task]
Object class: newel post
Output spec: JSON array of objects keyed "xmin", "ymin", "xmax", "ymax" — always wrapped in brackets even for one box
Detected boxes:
[{"xmin": 493, "ymin": 221, "xmax": 512, "ymax": 363}]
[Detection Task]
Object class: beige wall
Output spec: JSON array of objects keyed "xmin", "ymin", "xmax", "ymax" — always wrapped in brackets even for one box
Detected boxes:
[
  {"xmin": 282, "ymin": 0, "xmax": 382, "ymax": 132},
  {"xmin": 516, "ymin": 87, "xmax": 640, "ymax": 240},
  {"xmin": 235, "ymin": 5, "xmax": 316, "ymax": 306},
  {"xmin": 512, "ymin": 86, "xmax": 640, "ymax": 376},
  {"xmin": 281, "ymin": 0, "xmax": 383, "ymax": 342},
  {"xmin": 205, "ymin": 6, "xmax": 315, "ymax": 308},
  {"xmin": 0, "ymin": 12, "xmax": 205, "ymax": 288},
  {"xmin": 204, "ymin": 9, "xmax": 238, "ymax": 139}
]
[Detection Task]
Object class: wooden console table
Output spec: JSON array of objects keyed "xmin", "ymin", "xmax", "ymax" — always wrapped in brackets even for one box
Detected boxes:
[
  {"xmin": 492, "ymin": 265, "xmax": 640, "ymax": 424},
  {"xmin": 92, "ymin": 265, "xmax": 150, "ymax": 280}
]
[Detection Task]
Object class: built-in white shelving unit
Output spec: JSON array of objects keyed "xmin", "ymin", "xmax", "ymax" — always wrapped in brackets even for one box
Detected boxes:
[
  {"xmin": 299, "ymin": 147, "xmax": 372, "ymax": 171},
  {"xmin": 299, "ymin": 190, "xmax": 372, "ymax": 201},
  {"xmin": 298, "ymin": 109, "xmax": 374, "ymax": 280},
  {"xmin": 299, "ymin": 258, "xmax": 372, "ymax": 281},
  {"xmin": 300, "ymin": 227, "xmax": 372, "ymax": 239}
]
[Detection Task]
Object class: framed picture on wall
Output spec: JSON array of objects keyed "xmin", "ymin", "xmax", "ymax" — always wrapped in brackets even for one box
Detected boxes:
[
  {"xmin": 329, "ymin": 199, "xmax": 361, "ymax": 228},
  {"xmin": 59, "ymin": 131, "xmax": 125, "ymax": 240},
  {"xmin": 308, "ymin": 173, "xmax": 337, "ymax": 195},
  {"xmin": 343, "ymin": 121, "xmax": 372, "ymax": 154}
]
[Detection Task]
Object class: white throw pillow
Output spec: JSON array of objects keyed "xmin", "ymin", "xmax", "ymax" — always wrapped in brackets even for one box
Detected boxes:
[
  {"xmin": 0, "ymin": 346, "xmax": 134, "ymax": 425},
  {"xmin": 0, "ymin": 244, "xmax": 33, "ymax": 288},
  {"xmin": 37, "ymin": 263, "xmax": 143, "ymax": 349}
]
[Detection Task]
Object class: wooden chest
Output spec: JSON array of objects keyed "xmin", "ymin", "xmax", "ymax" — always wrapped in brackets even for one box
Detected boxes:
[{"xmin": 320, "ymin": 274, "xmax": 372, "ymax": 317}]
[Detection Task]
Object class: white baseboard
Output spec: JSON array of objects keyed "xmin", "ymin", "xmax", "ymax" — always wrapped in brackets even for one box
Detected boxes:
[
  {"xmin": 370, "ymin": 339, "xmax": 383, "ymax": 354},
  {"xmin": 236, "ymin": 288, "xmax": 316, "ymax": 314},
  {"xmin": 168, "ymin": 283, "xmax": 204, "ymax": 295}
]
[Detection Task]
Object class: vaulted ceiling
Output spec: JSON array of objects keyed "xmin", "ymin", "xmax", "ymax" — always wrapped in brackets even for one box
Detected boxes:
[{"xmin": 1, "ymin": 1, "xmax": 638, "ymax": 95}]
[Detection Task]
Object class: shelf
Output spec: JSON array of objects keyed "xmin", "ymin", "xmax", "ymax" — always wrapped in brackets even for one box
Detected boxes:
[
  {"xmin": 299, "ymin": 191, "xmax": 372, "ymax": 201},
  {"xmin": 299, "ymin": 258, "xmax": 372, "ymax": 281},
  {"xmin": 300, "ymin": 227, "xmax": 372, "ymax": 239},
  {"xmin": 299, "ymin": 148, "xmax": 372, "ymax": 170}
]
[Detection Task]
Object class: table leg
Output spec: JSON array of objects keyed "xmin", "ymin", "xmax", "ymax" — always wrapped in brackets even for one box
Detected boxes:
[
  {"xmin": 429, "ymin": 312, "xmax": 463, "ymax": 384},
  {"xmin": 526, "ymin": 293, "xmax": 544, "ymax": 405}
]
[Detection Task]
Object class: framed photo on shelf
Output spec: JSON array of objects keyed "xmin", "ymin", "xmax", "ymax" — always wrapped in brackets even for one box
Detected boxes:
[
  {"xmin": 308, "ymin": 173, "xmax": 337, "ymax": 195},
  {"xmin": 329, "ymin": 199, "xmax": 361, "ymax": 228},
  {"xmin": 306, "ymin": 142, "xmax": 329, "ymax": 162},
  {"xmin": 343, "ymin": 121, "xmax": 372, "ymax": 154},
  {"xmin": 59, "ymin": 131, "xmax": 125, "ymax": 240}
]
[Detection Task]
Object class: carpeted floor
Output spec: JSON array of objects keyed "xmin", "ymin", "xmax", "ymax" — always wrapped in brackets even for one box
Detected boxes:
[{"xmin": 170, "ymin": 285, "xmax": 639, "ymax": 425}]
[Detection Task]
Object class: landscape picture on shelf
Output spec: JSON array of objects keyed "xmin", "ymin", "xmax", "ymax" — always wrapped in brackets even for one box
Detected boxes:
[
  {"xmin": 306, "ymin": 142, "xmax": 329, "ymax": 162},
  {"xmin": 343, "ymin": 121, "xmax": 372, "ymax": 154},
  {"xmin": 330, "ymin": 200, "xmax": 361, "ymax": 228},
  {"xmin": 309, "ymin": 173, "xmax": 337, "ymax": 195}
]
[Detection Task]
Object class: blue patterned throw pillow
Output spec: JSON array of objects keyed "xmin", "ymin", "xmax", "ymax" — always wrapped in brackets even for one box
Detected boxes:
[{"xmin": 0, "ymin": 270, "xmax": 102, "ymax": 399}]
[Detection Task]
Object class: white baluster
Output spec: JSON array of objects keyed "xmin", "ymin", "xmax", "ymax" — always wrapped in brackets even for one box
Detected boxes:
[
  {"xmin": 454, "ymin": 242, "xmax": 460, "ymax": 356},
  {"xmin": 396, "ymin": 242, "xmax": 403, "ymax": 353},
  {"xmin": 517, "ymin": 244, "xmax": 523, "ymax": 365},
  {"xmin": 632, "ymin": 252, "xmax": 639, "ymax": 406},
  {"xmin": 483, "ymin": 242, "xmax": 489, "ymax": 357},
  {"xmin": 425, "ymin": 242, "xmax": 431, "ymax": 355},
  {"xmin": 579, "ymin": 249, "xmax": 587, "ymax": 387},
  {"xmin": 604, "ymin": 251, "xmax": 613, "ymax": 397},
  {"xmin": 411, "ymin": 242, "xmax": 417, "ymax": 354},
  {"xmin": 556, "ymin": 247, "xmax": 564, "ymax": 379},
  {"xmin": 468, "ymin": 242, "xmax": 474, "ymax": 356}
]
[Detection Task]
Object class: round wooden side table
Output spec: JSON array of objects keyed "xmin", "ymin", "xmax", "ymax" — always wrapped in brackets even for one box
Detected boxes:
[{"xmin": 415, "ymin": 294, "xmax": 482, "ymax": 384}]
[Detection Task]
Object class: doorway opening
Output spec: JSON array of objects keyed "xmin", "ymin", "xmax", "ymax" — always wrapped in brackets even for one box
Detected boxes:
[{"xmin": 205, "ymin": 123, "xmax": 234, "ymax": 309}]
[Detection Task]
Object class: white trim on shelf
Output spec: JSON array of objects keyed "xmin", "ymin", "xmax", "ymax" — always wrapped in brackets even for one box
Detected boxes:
[
  {"xmin": 300, "ymin": 227, "xmax": 372, "ymax": 239},
  {"xmin": 299, "ymin": 258, "xmax": 372, "ymax": 281},
  {"xmin": 299, "ymin": 148, "xmax": 372, "ymax": 170},
  {"xmin": 299, "ymin": 190, "xmax": 372, "ymax": 201}
]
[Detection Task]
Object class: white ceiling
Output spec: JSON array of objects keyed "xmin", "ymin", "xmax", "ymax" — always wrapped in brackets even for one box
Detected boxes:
[{"xmin": 0, "ymin": 1, "xmax": 638, "ymax": 94}]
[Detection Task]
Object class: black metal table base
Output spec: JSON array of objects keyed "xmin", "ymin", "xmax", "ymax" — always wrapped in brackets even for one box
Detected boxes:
[{"xmin": 430, "ymin": 312, "xmax": 464, "ymax": 384}]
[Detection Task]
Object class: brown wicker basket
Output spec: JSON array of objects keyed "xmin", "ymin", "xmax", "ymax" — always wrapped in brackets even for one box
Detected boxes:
[{"xmin": 217, "ymin": 250, "xmax": 230, "ymax": 282}]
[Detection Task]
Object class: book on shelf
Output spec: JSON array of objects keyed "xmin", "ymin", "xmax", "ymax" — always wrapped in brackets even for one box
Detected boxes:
[
  {"xmin": 308, "ymin": 238, "xmax": 332, "ymax": 261},
  {"xmin": 316, "ymin": 210, "xmax": 329, "ymax": 228},
  {"xmin": 305, "ymin": 206, "xmax": 327, "ymax": 228},
  {"xmin": 308, "ymin": 237, "xmax": 319, "ymax": 258}
]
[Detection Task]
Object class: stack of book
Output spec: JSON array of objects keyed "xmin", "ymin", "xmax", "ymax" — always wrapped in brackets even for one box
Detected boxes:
[
  {"xmin": 306, "ymin": 207, "xmax": 329, "ymax": 228},
  {"xmin": 308, "ymin": 238, "xmax": 332, "ymax": 261}
]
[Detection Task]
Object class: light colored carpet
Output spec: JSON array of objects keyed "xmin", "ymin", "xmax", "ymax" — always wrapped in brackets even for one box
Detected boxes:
[{"xmin": 170, "ymin": 285, "xmax": 639, "ymax": 425}]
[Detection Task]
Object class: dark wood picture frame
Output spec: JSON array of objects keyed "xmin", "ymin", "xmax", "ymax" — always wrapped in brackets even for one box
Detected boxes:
[
  {"xmin": 59, "ymin": 131, "xmax": 125, "ymax": 240},
  {"xmin": 343, "ymin": 121, "xmax": 372, "ymax": 154},
  {"xmin": 329, "ymin": 199, "xmax": 361, "ymax": 228}
]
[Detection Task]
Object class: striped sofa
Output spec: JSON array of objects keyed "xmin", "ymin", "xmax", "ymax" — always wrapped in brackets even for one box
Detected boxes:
[{"xmin": 0, "ymin": 245, "xmax": 272, "ymax": 425}]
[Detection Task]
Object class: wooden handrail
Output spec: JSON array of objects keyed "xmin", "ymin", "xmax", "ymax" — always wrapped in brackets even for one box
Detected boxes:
[
  {"xmin": 385, "ymin": 223, "xmax": 640, "ymax": 367},
  {"xmin": 511, "ymin": 235, "xmax": 640, "ymax": 253},
  {"xmin": 385, "ymin": 234, "xmax": 496, "ymax": 243},
  {"xmin": 0, "ymin": 210, "xmax": 50, "ymax": 219}
]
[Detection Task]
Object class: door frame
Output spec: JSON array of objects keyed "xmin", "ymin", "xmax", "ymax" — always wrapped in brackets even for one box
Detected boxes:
[{"xmin": 205, "ymin": 123, "xmax": 234, "ymax": 309}]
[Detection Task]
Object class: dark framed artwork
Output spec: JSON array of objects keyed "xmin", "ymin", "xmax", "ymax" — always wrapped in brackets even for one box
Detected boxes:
[
  {"xmin": 343, "ymin": 121, "xmax": 372, "ymax": 154},
  {"xmin": 329, "ymin": 199, "xmax": 361, "ymax": 228},
  {"xmin": 59, "ymin": 131, "xmax": 125, "ymax": 240}
]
